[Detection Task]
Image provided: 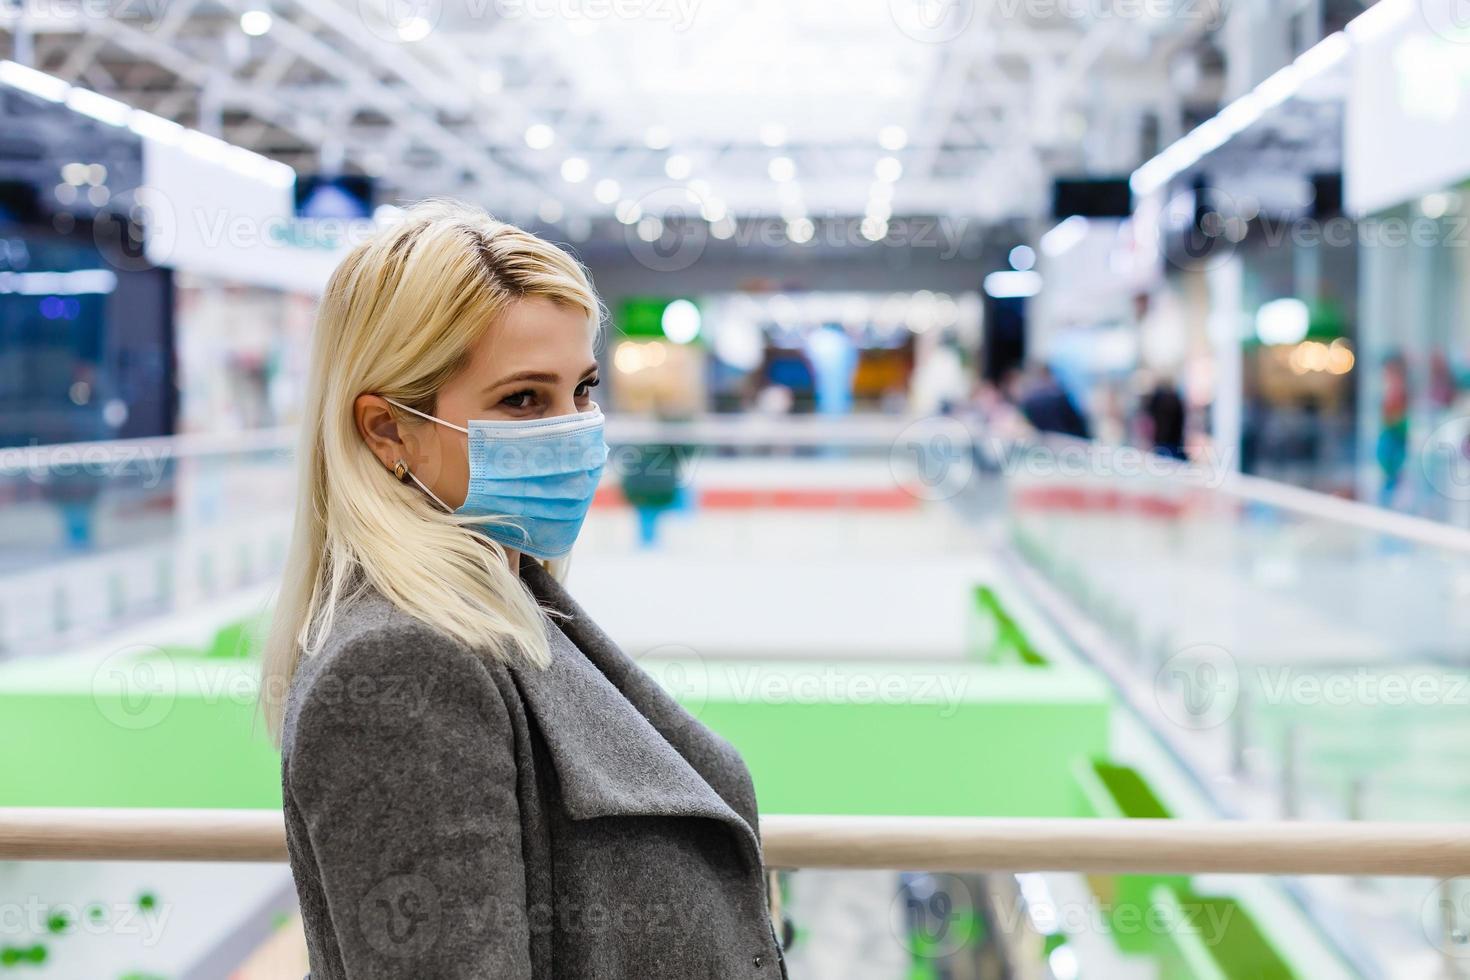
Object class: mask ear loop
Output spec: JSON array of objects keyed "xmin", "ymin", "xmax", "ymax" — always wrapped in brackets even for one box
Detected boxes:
[
  {"xmin": 392, "ymin": 457, "xmax": 454, "ymax": 514},
  {"xmin": 382, "ymin": 397, "xmax": 462, "ymax": 513},
  {"xmin": 382, "ymin": 397, "xmax": 469, "ymax": 434}
]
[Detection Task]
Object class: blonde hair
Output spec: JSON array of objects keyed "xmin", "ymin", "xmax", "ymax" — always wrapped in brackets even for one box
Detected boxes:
[{"xmin": 259, "ymin": 199, "xmax": 603, "ymax": 739}]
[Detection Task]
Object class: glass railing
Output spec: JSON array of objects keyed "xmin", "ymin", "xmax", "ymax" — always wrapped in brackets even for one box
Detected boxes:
[
  {"xmin": 978, "ymin": 431, "xmax": 1470, "ymax": 980},
  {"xmin": 0, "ymin": 417, "xmax": 966, "ymax": 656},
  {"xmin": 0, "ymin": 430, "xmax": 296, "ymax": 656},
  {"xmin": 5, "ymin": 419, "xmax": 1470, "ymax": 978}
]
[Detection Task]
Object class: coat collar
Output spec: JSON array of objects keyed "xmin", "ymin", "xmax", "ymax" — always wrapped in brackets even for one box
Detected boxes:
[{"xmin": 509, "ymin": 559, "xmax": 762, "ymax": 869}]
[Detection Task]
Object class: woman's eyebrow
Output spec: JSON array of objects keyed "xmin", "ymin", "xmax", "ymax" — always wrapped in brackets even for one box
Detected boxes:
[
  {"xmin": 483, "ymin": 370, "xmax": 560, "ymax": 392},
  {"xmin": 482, "ymin": 363, "xmax": 599, "ymax": 393}
]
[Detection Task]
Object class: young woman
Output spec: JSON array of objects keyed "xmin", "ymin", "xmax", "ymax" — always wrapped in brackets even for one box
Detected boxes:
[{"xmin": 260, "ymin": 201, "xmax": 785, "ymax": 979}]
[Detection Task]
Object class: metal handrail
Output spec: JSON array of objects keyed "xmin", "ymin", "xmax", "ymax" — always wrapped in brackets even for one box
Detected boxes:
[
  {"xmin": 1011, "ymin": 432, "xmax": 1470, "ymax": 555},
  {"xmin": 2, "ymin": 809, "xmax": 1467, "ymax": 877},
  {"xmin": 8, "ymin": 420, "xmax": 1469, "ymax": 552},
  {"xmin": 0, "ymin": 417, "xmax": 914, "ymax": 475}
]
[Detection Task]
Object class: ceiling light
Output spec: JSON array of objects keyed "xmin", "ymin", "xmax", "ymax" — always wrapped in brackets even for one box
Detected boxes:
[
  {"xmin": 615, "ymin": 200, "xmax": 642, "ymax": 224},
  {"xmin": 128, "ymin": 110, "xmax": 184, "ymax": 145},
  {"xmin": 240, "ymin": 9, "xmax": 273, "ymax": 36},
  {"xmin": 1346, "ymin": 0, "xmax": 1411, "ymax": 41},
  {"xmin": 984, "ymin": 271, "xmax": 1043, "ymax": 298},
  {"xmin": 700, "ymin": 197, "xmax": 727, "ymax": 222},
  {"xmin": 768, "ymin": 156, "xmax": 796, "ymax": 182},
  {"xmin": 395, "ymin": 15, "xmax": 432, "ymax": 41},
  {"xmin": 560, "ymin": 157, "xmax": 589, "ymax": 183},
  {"xmin": 786, "ymin": 218, "xmax": 815, "ymax": 244},
  {"xmin": 1294, "ymin": 31, "xmax": 1349, "ymax": 79},
  {"xmin": 878, "ymin": 125, "xmax": 908, "ymax": 151},
  {"xmin": 665, "ymin": 154, "xmax": 692, "ymax": 180},
  {"xmin": 0, "ymin": 60, "xmax": 69, "ymax": 102},
  {"xmin": 1131, "ymin": 25, "xmax": 1355, "ymax": 198},
  {"xmin": 524, "ymin": 123, "xmax": 554, "ymax": 149},
  {"xmin": 1422, "ymin": 192, "xmax": 1453, "ymax": 219},
  {"xmin": 1009, "ymin": 244, "xmax": 1036, "ymax": 271},
  {"xmin": 66, "ymin": 88, "xmax": 130, "ymax": 126},
  {"xmin": 1256, "ymin": 298, "xmax": 1310, "ymax": 345},
  {"xmin": 875, "ymin": 156, "xmax": 903, "ymax": 182},
  {"xmin": 759, "ymin": 123, "xmax": 787, "ymax": 148},
  {"xmin": 636, "ymin": 215, "xmax": 663, "ymax": 242},
  {"xmin": 182, "ymin": 129, "xmax": 231, "ymax": 163},
  {"xmin": 1040, "ymin": 216, "xmax": 1089, "ymax": 256},
  {"xmin": 594, "ymin": 178, "xmax": 620, "ymax": 204},
  {"xmin": 644, "ymin": 125, "xmax": 672, "ymax": 150},
  {"xmin": 662, "ymin": 299, "xmax": 701, "ymax": 344}
]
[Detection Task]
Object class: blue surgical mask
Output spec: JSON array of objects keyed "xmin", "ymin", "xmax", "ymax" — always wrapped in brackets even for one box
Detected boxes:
[{"xmin": 385, "ymin": 398, "xmax": 608, "ymax": 560}]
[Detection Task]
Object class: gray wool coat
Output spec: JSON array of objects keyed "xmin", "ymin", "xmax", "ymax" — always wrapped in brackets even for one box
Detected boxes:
[{"xmin": 280, "ymin": 559, "xmax": 787, "ymax": 979}]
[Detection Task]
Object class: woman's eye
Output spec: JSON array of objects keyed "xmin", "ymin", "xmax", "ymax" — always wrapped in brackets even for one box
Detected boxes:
[
  {"xmin": 501, "ymin": 389, "xmax": 536, "ymax": 409},
  {"xmin": 576, "ymin": 378, "xmax": 600, "ymax": 397}
]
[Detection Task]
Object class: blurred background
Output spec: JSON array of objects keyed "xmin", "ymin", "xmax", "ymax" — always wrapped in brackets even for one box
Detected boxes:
[{"xmin": 3, "ymin": 0, "xmax": 1470, "ymax": 977}]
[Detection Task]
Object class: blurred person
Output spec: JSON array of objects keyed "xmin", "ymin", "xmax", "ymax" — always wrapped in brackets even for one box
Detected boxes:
[
  {"xmin": 1091, "ymin": 383, "xmax": 1127, "ymax": 446},
  {"xmin": 1140, "ymin": 376, "xmax": 1187, "ymax": 460},
  {"xmin": 1018, "ymin": 363, "xmax": 1090, "ymax": 439},
  {"xmin": 909, "ymin": 330, "xmax": 968, "ymax": 417},
  {"xmin": 621, "ymin": 448, "xmax": 680, "ymax": 548},
  {"xmin": 754, "ymin": 382, "xmax": 795, "ymax": 416},
  {"xmin": 1377, "ymin": 352, "xmax": 1410, "ymax": 507},
  {"xmin": 1430, "ymin": 349, "xmax": 1457, "ymax": 411},
  {"xmin": 967, "ymin": 378, "xmax": 1028, "ymax": 438},
  {"xmin": 619, "ymin": 419, "xmax": 689, "ymax": 549},
  {"xmin": 804, "ymin": 321, "xmax": 858, "ymax": 416},
  {"xmin": 962, "ymin": 378, "xmax": 1030, "ymax": 473},
  {"xmin": 260, "ymin": 201, "xmax": 785, "ymax": 979}
]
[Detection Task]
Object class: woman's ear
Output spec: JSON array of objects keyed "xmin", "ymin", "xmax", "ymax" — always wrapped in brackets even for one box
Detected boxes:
[{"xmin": 353, "ymin": 394, "xmax": 404, "ymax": 472}]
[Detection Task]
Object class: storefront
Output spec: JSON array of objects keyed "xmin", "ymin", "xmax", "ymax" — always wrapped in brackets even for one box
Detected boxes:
[{"xmin": 1348, "ymin": 8, "xmax": 1470, "ymax": 520}]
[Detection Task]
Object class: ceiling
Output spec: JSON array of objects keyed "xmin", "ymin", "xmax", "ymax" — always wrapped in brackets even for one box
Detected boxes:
[{"xmin": 1, "ymin": 0, "xmax": 1218, "ymax": 232}]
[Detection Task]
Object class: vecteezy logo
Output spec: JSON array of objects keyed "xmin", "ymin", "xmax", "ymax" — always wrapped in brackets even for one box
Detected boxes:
[
  {"xmin": 1154, "ymin": 643, "xmax": 1239, "ymax": 730},
  {"xmin": 1423, "ymin": 417, "xmax": 1470, "ymax": 502},
  {"xmin": 93, "ymin": 185, "xmax": 173, "ymax": 274},
  {"xmin": 117, "ymin": 0, "xmax": 173, "ymax": 33},
  {"xmin": 358, "ymin": 0, "xmax": 443, "ymax": 43},
  {"xmin": 890, "ymin": 415, "xmax": 975, "ymax": 501},
  {"xmin": 888, "ymin": 0, "xmax": 975, "ymax": 44},
  {"xmin": 92, "ymin": 645, "xmax": 177, "ymax": 730},
  {"xmin": 622, "ymin": 187, "xmax": 710, "ymax": 273},
  {"xmin": 1421, "ymin": 0, "xmax": 1470, "ymax": 44},
  {"xmin": 891, "ymin": 873, "xmax": 980, "ymax": 958},
  {"xmin": 634, "ymin": 644, "xmax": 708, "ymax": 733},
  {"xmin": 1423, "ymin": 878, "xmax": 1470, "ymax": 957},
  {"xmin": 1162, "ymin": 185, "xmax": 1245, "ymax": 272},
  {"xmin": 360, "ymin": 875, "xmax": 441, "ymax": 957}
]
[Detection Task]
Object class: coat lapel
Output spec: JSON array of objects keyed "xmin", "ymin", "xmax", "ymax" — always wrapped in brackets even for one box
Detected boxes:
[{"xmin": 509, "ymin": 561, "xmax": 762, "ymax": 869}]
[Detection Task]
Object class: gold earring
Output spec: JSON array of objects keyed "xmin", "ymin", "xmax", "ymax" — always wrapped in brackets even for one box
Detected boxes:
[{"xmin": 393, "ymin": 459, "xmax": 410, "ymax": 482}]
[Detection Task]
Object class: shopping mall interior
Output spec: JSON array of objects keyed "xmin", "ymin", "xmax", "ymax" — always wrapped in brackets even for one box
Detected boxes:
[{"xmin": 3, "ymin": 0, "xmax": 1470, "ymax": 977}]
